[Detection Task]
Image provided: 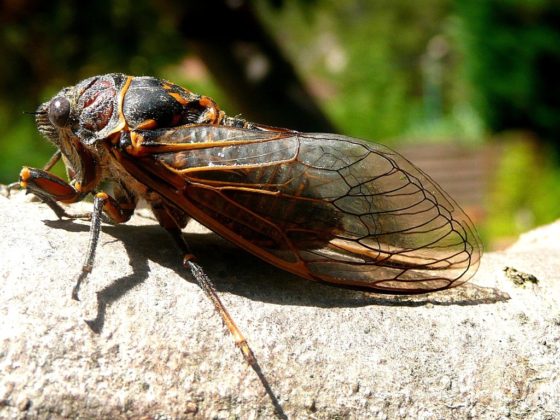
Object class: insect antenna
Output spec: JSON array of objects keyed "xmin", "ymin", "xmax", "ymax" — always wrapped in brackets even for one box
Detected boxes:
[{"xmin": 23, "ymin": 110, "xmax": 47, "ymax": 115}]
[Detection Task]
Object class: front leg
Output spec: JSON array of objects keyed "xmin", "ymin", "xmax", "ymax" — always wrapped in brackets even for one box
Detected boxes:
[
  {"xmin": 19, "ymin": 165, "xmax": 138, "ymax": 299},
  {"xmin": 3, "ymin": 150, "xmax": 62, "ymax": 198},
  {"xmin": 19, "ymin": 166, "xmax": 87, "ymax": 219}
]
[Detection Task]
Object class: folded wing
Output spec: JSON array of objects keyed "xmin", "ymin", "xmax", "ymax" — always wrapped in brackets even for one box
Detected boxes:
[{"xmin": 118, "ymin": 125, "xmax": 482, "ymax": 294}]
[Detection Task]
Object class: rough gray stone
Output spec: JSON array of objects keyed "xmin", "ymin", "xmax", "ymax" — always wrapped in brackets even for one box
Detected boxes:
[{"xmin": 1, "ymin": 191, "xmax": 559, "ymax": 419}]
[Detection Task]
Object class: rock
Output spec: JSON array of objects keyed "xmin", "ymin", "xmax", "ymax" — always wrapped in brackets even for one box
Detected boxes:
[{"xmin": 1, "ymin": 191, "xmax": 559, "ymax": 418}]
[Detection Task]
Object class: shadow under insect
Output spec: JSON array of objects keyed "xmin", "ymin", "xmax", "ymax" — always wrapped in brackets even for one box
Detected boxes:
[{"xmin": 43, "ymin": 217, "xmax": 508, "ymax": 334}]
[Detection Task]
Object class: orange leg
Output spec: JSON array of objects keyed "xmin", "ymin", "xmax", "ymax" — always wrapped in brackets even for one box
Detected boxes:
[
  {"xmin": 162, "ymin": 222, "xmax": 286, "ymax": 419},
  {"xmin": 148, "ymin": 202, "xmax": 285, "ymax": 416},
  {"xmin": 19, "ymin": 166, "xmax": 88, "ymax": 219},
  {"xmin": 4, "ymin": 151, "xmax": 62, "ymax": 197}
]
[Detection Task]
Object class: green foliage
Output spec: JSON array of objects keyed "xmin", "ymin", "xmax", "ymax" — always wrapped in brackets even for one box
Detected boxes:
[
  {"xmin": 257, "ymin": 0, "xmax": 462, "ymax": 141},
  {"xmin": 485, "ymin": 134, "xmax": 560, "ymax": 244},
  {"xmin": 456, "ymin": 0, "xmax": 560, "ymax": 144},
  {"xmin": 0, "ymin": 0, "xmax": 185, "ymax": 94}
]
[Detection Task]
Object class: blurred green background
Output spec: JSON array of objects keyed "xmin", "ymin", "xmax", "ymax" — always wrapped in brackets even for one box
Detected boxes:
[{"xmin": 1, "ymin": 0, "xmax": 559, "ymax": 249}]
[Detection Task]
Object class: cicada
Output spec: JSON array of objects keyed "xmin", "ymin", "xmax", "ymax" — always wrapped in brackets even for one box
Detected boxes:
[{"xmin": 18, "ymin": 74, "xmax": 482, "ymax": 412}]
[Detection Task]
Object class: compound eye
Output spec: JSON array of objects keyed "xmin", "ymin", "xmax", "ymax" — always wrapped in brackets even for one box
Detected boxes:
[{"xmin": 48, "ymin": 96, "xmax": 71, "ymax": 127}]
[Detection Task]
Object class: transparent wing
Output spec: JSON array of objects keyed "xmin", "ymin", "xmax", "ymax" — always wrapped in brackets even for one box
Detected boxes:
[{"xmin": 117, "ymin": 125, "xmax": 482, "ymax": 294}]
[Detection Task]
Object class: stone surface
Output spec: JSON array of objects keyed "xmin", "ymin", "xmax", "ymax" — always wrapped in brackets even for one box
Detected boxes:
[{"xmin": 0, "ymin": 191, "xmax": 559, "ymax": 419}]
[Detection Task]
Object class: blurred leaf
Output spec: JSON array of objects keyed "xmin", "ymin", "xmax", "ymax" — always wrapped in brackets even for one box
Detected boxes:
[{"xmin": 456, "ymin": 0, "xmax": 560, "ymax": 146}]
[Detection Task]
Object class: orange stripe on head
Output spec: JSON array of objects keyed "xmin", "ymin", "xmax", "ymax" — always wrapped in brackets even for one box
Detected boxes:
[{"xmin": 107, "ymin": 76, "xmax": 133, "ymax": 135}]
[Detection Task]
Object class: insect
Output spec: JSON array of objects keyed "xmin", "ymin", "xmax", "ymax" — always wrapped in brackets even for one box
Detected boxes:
[{"xmin": 17, "ymin": 74, "xmax": 482, "ymax": 414}]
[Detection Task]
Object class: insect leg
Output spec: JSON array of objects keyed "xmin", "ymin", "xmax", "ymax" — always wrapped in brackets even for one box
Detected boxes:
[
  {"xmin": 72, "ymin": 191, "xmax": 136, "ymax": 300},
  {"xmin": 148, "ymin": 203, "xmax": 258, "ymax": 361},
  {"xmin": 162, "ymin": 227, "xmax": 287, "ymax": 419},
  {"xmin": 5, "ymin": 151, "xmax": 63, "ymax": 197},
  {"xmin": 170, "ymin": 231, "xmax": 257, "ymax": 364},
  {"xmin": 42, "ymin": 149, "xmax": 63, "ymax": 172},
  {"xmin": 18, "ymin": 166, "xmax": 90, "ymax": 219}
]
